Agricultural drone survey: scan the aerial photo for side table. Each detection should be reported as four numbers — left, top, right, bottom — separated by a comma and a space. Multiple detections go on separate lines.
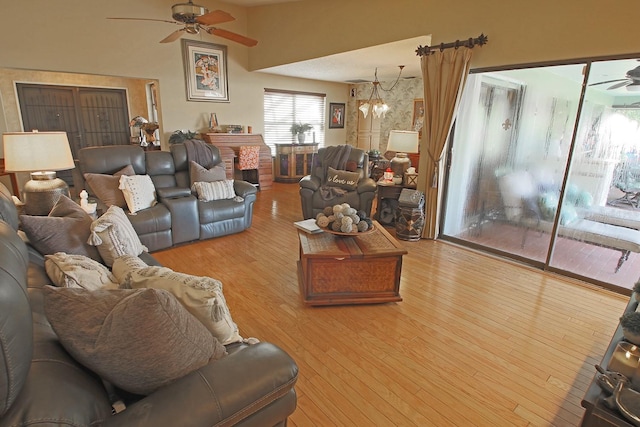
374, 183, 403, 226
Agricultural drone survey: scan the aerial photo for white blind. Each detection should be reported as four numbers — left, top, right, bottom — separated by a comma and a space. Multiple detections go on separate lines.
263, 89, 326, 156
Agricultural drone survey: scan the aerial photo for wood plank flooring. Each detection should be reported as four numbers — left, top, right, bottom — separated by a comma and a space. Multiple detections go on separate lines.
152, 183, 628, 427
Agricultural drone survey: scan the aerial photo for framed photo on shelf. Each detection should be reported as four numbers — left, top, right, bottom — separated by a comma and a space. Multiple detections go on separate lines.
182, 40, 229, 102
329, 102, 345, 128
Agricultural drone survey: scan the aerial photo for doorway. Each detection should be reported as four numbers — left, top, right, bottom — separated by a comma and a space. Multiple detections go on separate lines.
16, 83, 130, 186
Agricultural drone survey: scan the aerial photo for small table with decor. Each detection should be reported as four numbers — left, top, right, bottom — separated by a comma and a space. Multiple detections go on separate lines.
297, 221, 407, 306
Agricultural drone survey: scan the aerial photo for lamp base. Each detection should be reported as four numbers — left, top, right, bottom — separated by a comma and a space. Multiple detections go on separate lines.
390, 153, 411, 183
23, 171, 70, 216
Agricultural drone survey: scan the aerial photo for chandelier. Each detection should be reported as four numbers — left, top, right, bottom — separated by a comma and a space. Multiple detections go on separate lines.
359, 65, 405, 119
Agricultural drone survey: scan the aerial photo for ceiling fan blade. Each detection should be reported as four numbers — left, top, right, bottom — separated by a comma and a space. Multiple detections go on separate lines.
196, 10, 235, 26
589, 78, 626, 87
608, 80, 632, 90
108, 17, 178, 25
206, 27, 258, 47
160, 28, 186, 43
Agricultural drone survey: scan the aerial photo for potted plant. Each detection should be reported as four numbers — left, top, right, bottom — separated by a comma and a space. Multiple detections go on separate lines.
290, 123, 313, 144
168, 130, 199, 145
620, 311, 640, 345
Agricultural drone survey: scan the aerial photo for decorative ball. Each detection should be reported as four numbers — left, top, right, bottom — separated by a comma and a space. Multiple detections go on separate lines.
349, 214, 360, 224
342, 216, 353, 226
333, 205, 343, 214
316, 212, 326, 220
334, 212, 344, 221
357, 210, 367, 219
331, 221, 342, 232
316, 216, 330, 228
357, 221, 369, 232
323, 206, 334, 216
327, 215, 336, 223
340, 223, 353, 233
345, 207, 357, 216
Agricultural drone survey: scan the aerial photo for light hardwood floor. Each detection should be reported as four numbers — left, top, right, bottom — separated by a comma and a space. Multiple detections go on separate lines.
152, 183, 628, 427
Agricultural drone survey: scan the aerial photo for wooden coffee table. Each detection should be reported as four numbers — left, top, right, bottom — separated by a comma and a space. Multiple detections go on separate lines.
297, 221, 407, 306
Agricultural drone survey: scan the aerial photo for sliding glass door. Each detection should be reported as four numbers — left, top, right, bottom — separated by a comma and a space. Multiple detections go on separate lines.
442, 58, 640, 292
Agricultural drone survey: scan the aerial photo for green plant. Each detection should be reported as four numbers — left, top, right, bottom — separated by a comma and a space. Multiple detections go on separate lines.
290, 123, 313, 135
620, 312, 640, 335
168, 130, 199, 145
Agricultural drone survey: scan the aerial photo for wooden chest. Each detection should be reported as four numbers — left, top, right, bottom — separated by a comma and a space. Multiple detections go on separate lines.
297, 221, 407, 306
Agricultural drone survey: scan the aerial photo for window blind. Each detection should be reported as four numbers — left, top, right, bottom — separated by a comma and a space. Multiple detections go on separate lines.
263, 89, 326, 156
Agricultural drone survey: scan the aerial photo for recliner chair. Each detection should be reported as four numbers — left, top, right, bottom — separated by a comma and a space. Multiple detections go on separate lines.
299, 145, 377, 219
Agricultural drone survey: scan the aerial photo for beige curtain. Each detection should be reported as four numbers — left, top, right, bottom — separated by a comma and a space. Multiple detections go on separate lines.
417, 48, 473, 239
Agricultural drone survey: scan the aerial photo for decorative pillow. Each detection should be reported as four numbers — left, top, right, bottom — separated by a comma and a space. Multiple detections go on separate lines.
44, 286, 226, 395
192, 180, 235, 202
118, 174, 157, 214
45, 252, 118, 290
84, 165, 135, 208
189, 161, 226, 186
88, 205, 147, 267
20, 195, 102, 262
112, 255, 243, 345
326, 166, 360, 191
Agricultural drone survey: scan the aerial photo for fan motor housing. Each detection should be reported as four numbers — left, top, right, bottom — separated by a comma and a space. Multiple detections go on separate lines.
172, 2, 208, 23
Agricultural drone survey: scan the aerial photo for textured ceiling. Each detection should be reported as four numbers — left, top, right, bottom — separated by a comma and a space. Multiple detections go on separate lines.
256, 36, 432, 83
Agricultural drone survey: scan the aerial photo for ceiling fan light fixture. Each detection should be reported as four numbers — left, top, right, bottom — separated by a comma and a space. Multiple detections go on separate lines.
172, 2, 208, 23
185, 24, 199, 34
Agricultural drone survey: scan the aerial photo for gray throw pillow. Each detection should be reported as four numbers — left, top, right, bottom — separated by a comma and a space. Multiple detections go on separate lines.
326, 166, 360, 191
189, 160, 226, 185
44, 286, 227, 395
84, 164, 135, 208
20, 195, 102, 261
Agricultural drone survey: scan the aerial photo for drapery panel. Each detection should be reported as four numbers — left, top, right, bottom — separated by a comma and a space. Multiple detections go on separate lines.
418, 48, 473, 239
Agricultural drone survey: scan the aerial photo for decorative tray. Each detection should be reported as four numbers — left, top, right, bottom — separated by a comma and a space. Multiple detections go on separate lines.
319, 223, 375, 237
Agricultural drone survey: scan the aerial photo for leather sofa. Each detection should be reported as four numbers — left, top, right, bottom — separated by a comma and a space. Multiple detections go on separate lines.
0, 181, 299, 426
77, 143, 258, 252
299, 146, 377, 220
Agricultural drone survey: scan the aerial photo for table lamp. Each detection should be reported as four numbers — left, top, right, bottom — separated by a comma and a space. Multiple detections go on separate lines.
386, 130, 419, 183
3, 131, 75, 215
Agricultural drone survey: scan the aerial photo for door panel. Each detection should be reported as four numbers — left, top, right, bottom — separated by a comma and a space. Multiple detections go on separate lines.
16, 84, 130, 187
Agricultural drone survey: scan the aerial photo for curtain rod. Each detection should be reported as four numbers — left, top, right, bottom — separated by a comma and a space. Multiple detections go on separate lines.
416, 33, 488, 56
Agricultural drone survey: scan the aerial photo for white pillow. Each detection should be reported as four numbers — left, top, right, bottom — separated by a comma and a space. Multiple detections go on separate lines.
45, 252, 119, 290
192, 180, 235, 202
112, 255, 243, 345
88, 206, 148, 267
118, 174, 157, 214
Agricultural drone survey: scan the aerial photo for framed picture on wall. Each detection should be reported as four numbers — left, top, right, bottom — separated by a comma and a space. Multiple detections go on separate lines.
412, 99, 425, 137
329, 103, 345, 128
182, 40, 229, 102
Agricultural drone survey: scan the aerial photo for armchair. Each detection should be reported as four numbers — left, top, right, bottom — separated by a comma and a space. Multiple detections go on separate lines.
299, 145, 376, 219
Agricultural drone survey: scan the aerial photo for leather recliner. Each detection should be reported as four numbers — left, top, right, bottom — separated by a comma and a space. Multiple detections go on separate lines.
299, 146, 377, 219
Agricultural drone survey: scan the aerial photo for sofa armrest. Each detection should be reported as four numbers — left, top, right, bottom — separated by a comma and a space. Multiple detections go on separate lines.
299, 175, 321, 192
357, 177, 377, 194
233, 180, 259, 198
103, 343, 298, 427
156, 187, 192, 199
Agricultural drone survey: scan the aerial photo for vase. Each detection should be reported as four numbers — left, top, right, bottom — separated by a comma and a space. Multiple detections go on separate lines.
297, 133, 306, 144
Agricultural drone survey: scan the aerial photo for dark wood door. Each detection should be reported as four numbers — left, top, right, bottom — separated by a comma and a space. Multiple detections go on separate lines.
16, 84, 130, 185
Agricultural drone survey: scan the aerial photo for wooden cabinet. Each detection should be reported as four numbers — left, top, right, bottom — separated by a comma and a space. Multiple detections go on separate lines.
275, 143, 318, 183
203, 133, 273, 190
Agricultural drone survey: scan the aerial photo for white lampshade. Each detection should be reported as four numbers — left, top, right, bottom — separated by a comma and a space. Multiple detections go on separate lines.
3, 131, 75, 172
3, 131, 75, 215
386, 130, 419, 154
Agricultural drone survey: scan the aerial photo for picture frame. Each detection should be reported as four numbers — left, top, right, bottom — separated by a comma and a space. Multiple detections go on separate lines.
329, 102, 345, 128
182, 40, 229, 102
412, 99, 425, 137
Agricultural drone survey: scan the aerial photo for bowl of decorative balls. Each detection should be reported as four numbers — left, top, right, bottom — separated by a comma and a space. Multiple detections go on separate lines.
315, 203, 375, 236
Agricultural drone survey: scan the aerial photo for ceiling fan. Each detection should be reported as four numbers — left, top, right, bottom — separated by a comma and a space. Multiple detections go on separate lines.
589, 65, 640, 90
108, 1, 258, 47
